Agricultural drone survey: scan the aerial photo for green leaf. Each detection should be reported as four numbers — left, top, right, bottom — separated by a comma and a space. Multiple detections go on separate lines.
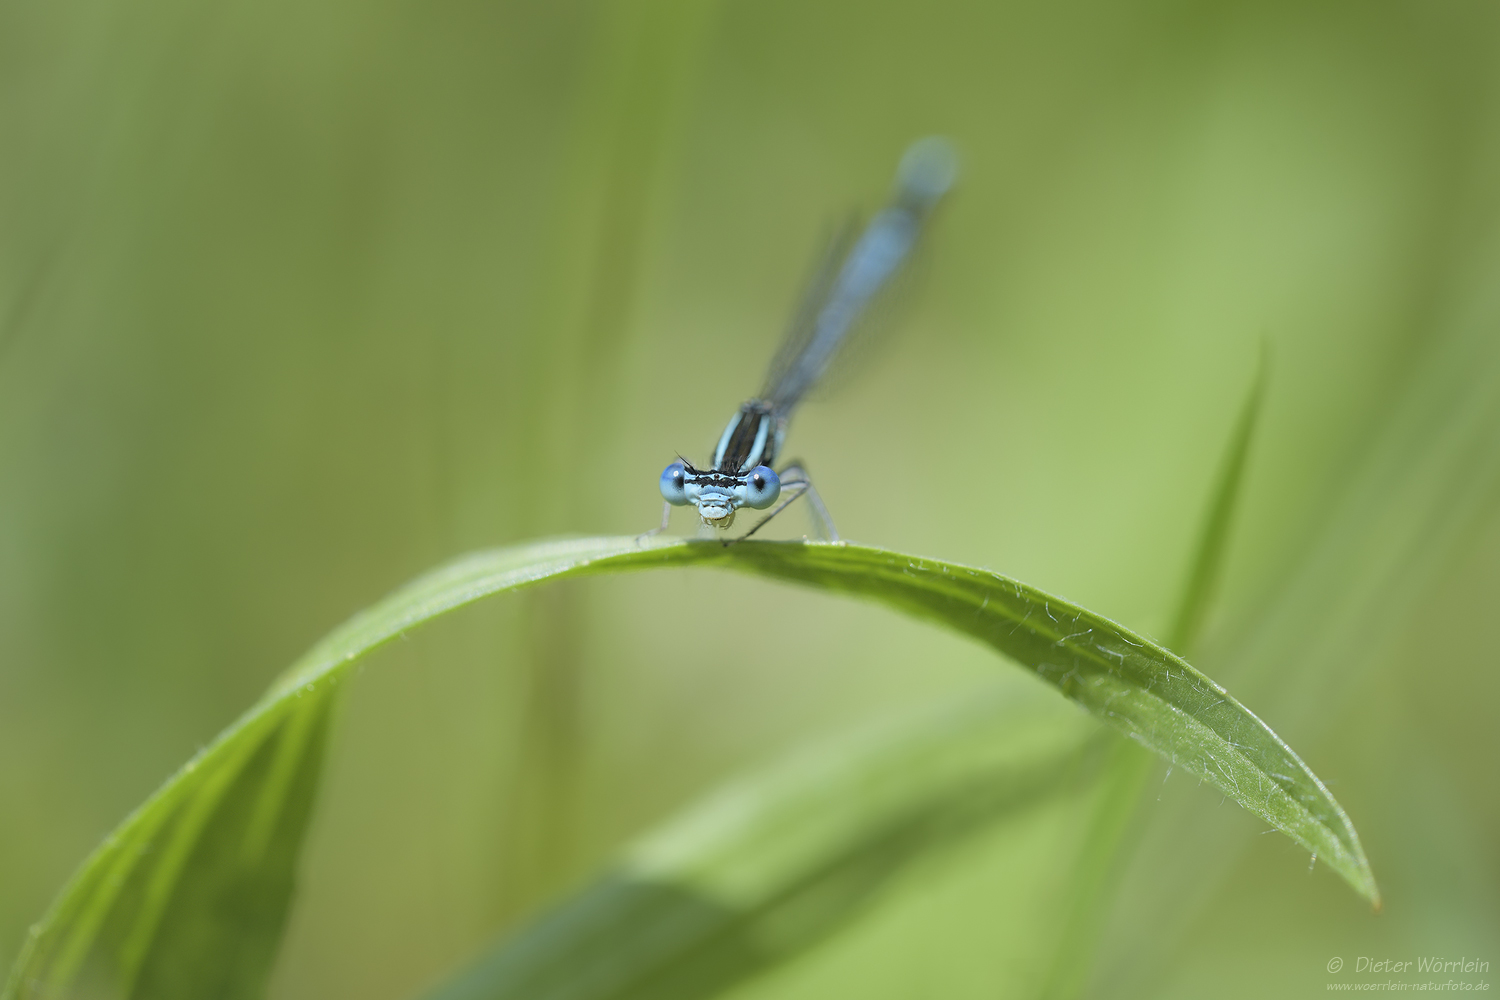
4, 534, 1375, 1000
712, 541, 1373, 904
6, 690, 335, 1000
424, 688, 1103, 1000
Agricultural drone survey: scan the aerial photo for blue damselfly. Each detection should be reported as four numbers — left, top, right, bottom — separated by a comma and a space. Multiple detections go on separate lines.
654, 137, 957, 541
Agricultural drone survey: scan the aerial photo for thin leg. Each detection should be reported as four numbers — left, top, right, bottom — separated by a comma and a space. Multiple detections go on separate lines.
731, 481, 807, 544
634, 501, 674, 545
794, 466, 839, 542
732, 461, 839, 544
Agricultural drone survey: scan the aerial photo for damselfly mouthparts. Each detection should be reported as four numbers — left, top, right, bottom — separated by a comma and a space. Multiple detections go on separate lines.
654, 137, 957, 542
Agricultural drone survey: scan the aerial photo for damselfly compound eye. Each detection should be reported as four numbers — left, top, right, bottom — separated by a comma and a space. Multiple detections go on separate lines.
660, 462, 689, 505
743, 466, 781, 509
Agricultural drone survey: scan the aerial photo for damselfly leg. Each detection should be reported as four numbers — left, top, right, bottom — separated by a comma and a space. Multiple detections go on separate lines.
633, 501, 675, 545
732, 462, 837, 544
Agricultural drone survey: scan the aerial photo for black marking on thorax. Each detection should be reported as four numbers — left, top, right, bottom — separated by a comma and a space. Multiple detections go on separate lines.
714, 401, 778, 472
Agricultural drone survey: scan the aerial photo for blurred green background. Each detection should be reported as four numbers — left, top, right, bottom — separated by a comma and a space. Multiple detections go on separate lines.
2, 0, 1497, 996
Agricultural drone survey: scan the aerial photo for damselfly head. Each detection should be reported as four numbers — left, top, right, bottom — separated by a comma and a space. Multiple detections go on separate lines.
660, 459, 782, 529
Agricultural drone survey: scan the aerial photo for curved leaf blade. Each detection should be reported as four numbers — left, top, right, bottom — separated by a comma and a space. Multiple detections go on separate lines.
6, 691, 335, 1000
714, 542, 1376, 905
2, 538, 669, 1000
5, 535, 1375, 1000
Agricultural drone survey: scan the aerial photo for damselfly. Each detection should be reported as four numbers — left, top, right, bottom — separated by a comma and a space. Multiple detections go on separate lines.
654, 137, 957, 542
651, 137, 954, 542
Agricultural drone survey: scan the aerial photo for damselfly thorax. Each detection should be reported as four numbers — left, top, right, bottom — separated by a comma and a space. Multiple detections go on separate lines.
712, 401, 785, 473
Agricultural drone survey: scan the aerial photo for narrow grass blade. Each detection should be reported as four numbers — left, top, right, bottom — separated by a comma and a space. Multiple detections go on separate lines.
1041, 353, 1270, 999
1167, 345, 1268, 655
5, 531, 1375, 999
1094, 291, 1500, 998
